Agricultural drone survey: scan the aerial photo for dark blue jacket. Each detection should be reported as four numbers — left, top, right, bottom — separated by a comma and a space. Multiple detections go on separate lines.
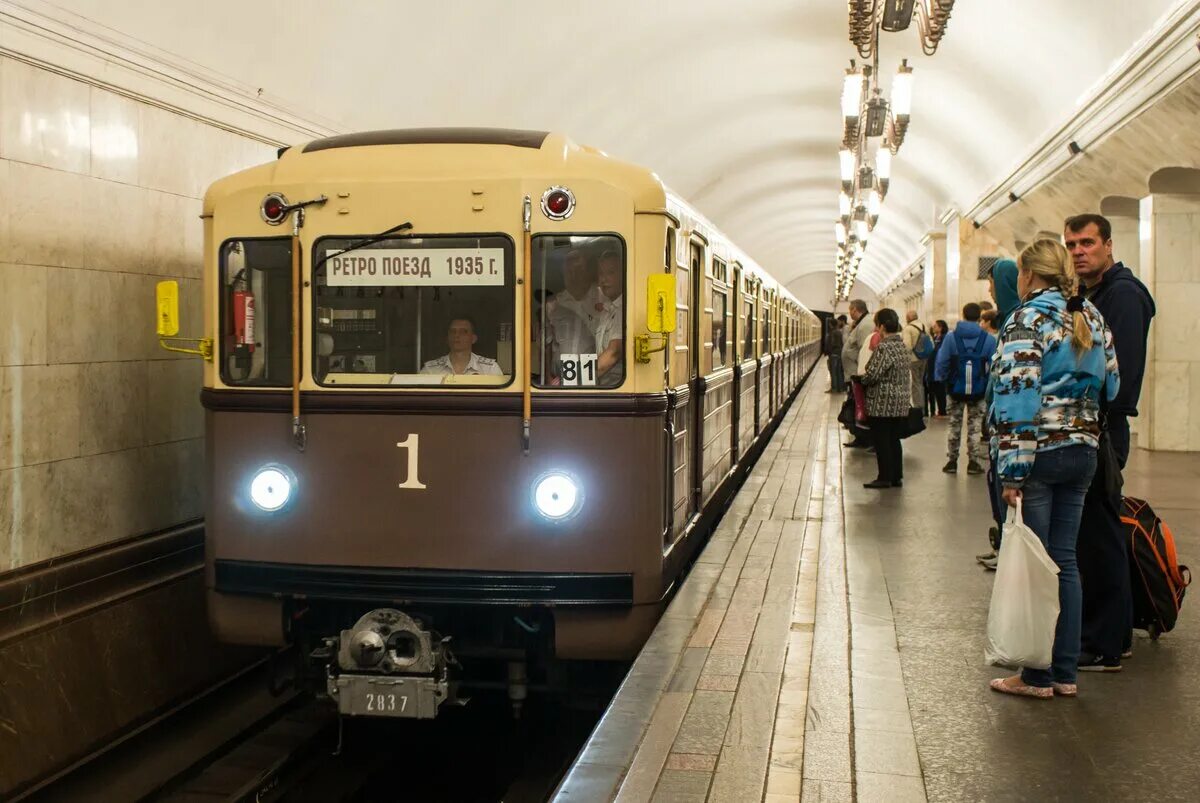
1084, 262, 1155, 416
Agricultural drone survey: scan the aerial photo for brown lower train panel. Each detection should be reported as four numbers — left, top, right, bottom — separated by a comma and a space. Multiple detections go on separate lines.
214, 559, 634, 606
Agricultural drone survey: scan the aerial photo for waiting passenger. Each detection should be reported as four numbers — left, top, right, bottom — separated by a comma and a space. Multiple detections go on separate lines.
934, 302, 996, 474
421, 317, 504, 376
549, 248, 600, 355
841, 299, 872, 448
924, 320, 949, 417
593, 249, 624, 381
987, 238, 1119, 699
980, 309, 999, 336
856, 308, 911, 489
1067, 212, 1155, 670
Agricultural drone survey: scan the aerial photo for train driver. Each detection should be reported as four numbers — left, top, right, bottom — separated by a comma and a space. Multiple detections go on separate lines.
420, 317, 504, 376
593, 248, 624, 381
548, 247, 600, 354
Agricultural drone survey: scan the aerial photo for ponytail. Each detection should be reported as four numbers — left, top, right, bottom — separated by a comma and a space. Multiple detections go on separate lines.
1065, 295, 1091, 355
1018, 238, 1093, 355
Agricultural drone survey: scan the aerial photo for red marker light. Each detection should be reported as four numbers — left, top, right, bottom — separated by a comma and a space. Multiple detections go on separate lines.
540, 186, 575, 220
546, 191, 570, 215
261, 193, 289, 225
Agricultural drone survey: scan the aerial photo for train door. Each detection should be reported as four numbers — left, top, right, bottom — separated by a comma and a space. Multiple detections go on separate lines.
666, 232, 697, 545
687, 239, 705, 517
731, 264, 744, 462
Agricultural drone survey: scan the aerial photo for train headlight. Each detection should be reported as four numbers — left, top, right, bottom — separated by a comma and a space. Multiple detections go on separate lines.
532, 471, 582, 521
249, 466, 294, 512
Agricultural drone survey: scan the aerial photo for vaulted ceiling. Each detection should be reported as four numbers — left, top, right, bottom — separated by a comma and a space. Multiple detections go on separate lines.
44, 0, 1184, 305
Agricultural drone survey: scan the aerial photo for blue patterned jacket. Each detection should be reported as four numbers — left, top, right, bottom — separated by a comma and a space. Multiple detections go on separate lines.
988, 287, 1119, 488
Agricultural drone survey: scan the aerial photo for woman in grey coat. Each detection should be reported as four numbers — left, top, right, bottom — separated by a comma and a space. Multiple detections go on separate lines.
857, 308, 912, 489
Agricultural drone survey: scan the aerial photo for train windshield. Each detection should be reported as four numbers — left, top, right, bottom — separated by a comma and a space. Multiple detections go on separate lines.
531, 234, 625, 388
312, 234, 516, 387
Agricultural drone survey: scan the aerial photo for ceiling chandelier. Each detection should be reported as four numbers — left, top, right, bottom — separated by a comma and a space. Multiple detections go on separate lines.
835, 1, 955, 301
849, 0, 956, 59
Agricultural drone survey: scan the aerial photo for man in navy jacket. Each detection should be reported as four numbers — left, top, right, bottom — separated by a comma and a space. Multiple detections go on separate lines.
1066, 215, 1156, 466
1065, 213, 1156, 673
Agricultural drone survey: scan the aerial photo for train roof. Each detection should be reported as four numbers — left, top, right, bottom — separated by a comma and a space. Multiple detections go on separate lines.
205, 127, 806, 313
204, 128, 666, 212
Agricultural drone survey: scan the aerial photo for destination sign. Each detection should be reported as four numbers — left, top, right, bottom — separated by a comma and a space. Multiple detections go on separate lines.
324, 248, 505, 286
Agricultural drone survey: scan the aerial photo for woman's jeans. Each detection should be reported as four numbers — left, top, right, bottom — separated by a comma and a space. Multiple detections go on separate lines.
1017, 445, 1098, 687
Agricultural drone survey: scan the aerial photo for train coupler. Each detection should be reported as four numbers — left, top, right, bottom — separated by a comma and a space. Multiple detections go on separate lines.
324, 609, 463, 719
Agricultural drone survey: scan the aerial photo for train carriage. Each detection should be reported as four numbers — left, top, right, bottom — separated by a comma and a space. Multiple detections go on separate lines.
157, 128, 820, 720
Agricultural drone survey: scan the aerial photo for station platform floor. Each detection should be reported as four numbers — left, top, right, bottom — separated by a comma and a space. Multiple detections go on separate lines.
553, 369, 1200, 802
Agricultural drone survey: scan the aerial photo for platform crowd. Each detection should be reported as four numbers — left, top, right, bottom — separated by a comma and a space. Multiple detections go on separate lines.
827, 213, 1157, 698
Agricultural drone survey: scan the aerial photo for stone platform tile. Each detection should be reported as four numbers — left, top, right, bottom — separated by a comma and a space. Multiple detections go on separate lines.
552, 376, 827, 803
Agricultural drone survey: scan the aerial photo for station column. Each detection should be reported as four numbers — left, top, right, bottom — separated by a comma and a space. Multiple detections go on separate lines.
921, 230, 948, 320
1137, 192, 1200, 452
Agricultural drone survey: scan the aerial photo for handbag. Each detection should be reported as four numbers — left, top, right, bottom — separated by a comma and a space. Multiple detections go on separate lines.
851, 379, 868, 424
900, 407, 925, 439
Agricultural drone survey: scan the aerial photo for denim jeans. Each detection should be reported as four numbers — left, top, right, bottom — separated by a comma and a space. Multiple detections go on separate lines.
1017, 445, 1098, 687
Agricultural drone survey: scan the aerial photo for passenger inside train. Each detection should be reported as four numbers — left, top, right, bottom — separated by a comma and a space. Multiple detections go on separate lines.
532, 235, 626, 388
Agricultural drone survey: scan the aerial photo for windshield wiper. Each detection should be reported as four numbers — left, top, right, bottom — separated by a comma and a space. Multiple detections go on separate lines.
313, 221, 413, 272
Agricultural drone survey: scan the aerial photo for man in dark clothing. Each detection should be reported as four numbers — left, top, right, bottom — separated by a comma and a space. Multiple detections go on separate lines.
1064, 213, 1156, 672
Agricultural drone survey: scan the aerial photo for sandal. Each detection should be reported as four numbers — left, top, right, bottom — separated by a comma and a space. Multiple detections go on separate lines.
989, 675, 1052, 699
1051, 682, 1078, 697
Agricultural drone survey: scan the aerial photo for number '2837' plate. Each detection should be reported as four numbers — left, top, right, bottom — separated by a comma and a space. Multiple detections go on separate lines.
331, 674, 445, 719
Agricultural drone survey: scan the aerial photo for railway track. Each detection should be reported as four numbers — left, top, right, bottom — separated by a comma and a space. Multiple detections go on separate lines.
29, 657, 620, 803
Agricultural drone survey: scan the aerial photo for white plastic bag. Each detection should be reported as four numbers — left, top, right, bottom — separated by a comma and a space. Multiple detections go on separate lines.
984, 499, 1061, 669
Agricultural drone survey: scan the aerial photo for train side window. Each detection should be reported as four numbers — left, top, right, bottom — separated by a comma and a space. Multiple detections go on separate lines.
743, 297, 755, 360
531, 234, 625, 388
761, 296, 771, 356
711, 288, 728, 370
311, 234, 515, 387
220, 238, 293, 386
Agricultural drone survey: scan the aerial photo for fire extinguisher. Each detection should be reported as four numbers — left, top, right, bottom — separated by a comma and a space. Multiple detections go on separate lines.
232, 272, 256, 353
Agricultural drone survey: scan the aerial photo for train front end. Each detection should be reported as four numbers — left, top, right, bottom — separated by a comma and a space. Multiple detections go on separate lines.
192, 130, 676, 719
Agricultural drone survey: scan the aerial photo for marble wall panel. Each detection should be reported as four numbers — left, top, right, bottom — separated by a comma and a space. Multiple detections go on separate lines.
0, 364, 81, 471
1153, 211, 1200, 284
144, 190, 193, 278
0, 159, 10, 261
1152, 282, 1200, 361
5, 439, 203, 567
137, 104, 205, 198
88, 87, 140, 185
6, 161, 87, 268
145, 359, 203, 445
0, 262, 48, 366
84, 177, 146, 273
1191, 363, 1200, 451
0, 58, 91, 174
1150, 360, 1190, 452
0, 467, 12, 571
79, 361, 148, 456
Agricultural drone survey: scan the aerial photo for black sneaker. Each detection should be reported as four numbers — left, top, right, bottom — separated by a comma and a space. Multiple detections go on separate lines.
980, 556, 998, 571
967, 460, 985, 475
976, 550, 997, 563
1077, 653, 1122, 672
943, 459, 958, 474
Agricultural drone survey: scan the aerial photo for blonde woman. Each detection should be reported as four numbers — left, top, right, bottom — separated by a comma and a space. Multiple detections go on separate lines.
987, 239, 1119, 699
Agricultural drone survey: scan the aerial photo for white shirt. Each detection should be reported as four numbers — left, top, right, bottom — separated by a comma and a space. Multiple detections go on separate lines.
420, 352, 504, 375
549, 287, 603, 354
593, 293, 623, 353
